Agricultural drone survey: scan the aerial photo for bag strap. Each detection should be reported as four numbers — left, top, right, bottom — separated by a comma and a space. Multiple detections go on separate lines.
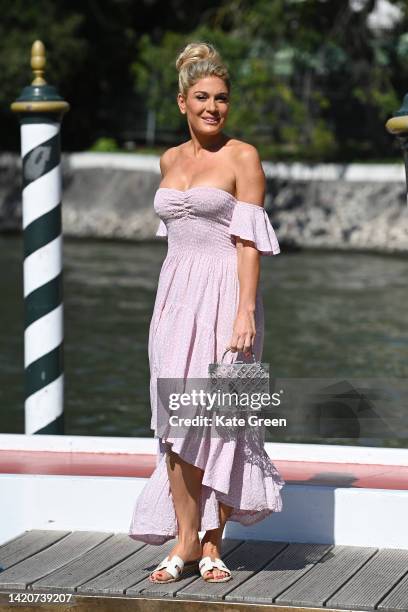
221, 347, 256, 364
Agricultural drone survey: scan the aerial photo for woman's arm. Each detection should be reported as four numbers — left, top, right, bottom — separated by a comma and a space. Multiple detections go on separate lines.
228, 144, 266, 356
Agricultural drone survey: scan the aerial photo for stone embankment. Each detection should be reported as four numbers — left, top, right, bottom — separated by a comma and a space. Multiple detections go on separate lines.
1, 152, 407, 253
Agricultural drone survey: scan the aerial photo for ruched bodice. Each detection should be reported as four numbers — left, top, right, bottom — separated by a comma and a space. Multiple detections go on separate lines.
154, 186, 281, 257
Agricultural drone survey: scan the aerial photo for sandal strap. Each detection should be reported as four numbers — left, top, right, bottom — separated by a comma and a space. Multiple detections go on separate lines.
199, 556, 231, 577
151, 554, 185, 579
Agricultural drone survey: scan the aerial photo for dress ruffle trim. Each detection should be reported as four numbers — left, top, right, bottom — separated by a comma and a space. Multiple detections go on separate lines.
229, 201, 280, 256
156, 219, 168, 237
128, 439, 285, 545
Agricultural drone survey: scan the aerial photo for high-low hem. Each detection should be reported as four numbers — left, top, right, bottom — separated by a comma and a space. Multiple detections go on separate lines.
128, 435, 285, 546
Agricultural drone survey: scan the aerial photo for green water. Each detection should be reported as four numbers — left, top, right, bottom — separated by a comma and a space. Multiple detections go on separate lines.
1, 234, 408, 446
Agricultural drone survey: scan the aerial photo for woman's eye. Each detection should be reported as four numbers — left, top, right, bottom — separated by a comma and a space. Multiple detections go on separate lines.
196, 96, 228, 102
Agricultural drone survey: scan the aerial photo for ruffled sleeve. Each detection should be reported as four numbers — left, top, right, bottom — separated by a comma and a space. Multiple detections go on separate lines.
155, 219, 168, 238
229, 201, 280, 255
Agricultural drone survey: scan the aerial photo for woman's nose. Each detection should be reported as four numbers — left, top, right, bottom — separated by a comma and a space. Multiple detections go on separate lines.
206, 98, 217, 111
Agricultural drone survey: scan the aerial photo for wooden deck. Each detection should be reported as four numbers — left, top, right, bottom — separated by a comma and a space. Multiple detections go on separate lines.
1, 531, 408, 611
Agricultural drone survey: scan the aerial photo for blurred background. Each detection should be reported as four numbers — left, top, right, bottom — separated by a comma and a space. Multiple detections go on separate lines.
1, 0, 408, 446
1, 0, 408, 160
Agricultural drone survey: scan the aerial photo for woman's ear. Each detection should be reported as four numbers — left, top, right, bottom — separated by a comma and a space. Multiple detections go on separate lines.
177, 92, 186, 114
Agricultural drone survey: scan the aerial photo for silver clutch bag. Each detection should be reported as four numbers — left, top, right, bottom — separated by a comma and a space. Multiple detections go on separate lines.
208, 348, 270, 442
208, 347, 269, 382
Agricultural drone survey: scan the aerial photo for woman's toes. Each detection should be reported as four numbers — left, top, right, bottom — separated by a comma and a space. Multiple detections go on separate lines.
214, 568, 226, 579
204, 568, 227, 580
150, 570, 169, 582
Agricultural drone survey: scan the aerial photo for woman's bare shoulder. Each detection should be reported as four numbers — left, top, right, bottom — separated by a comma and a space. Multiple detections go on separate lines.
159, 145, 180, 176
225, 138, 261, 160
225, 139, 265, 203
159, 141, 193, 175
225, 139, 263, 178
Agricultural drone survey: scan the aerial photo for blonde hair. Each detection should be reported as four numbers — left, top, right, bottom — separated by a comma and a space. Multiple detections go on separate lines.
175, 42, 231, 97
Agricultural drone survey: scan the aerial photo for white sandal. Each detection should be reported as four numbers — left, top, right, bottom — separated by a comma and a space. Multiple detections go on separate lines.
149, 554, 199, 583
199, 556, 232, 583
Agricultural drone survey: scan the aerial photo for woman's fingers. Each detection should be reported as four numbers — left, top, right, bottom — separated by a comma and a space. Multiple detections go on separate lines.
228, 332, 254, 354
242, 333, 253, 356
227, 331, 239, 352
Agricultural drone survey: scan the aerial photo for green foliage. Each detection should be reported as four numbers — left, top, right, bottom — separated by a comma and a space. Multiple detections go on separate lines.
128, 0, 408, 161
0, 1, 88, 117
89, 137, 120, 152
132, 31, 186, 131
1, 0, 408, 160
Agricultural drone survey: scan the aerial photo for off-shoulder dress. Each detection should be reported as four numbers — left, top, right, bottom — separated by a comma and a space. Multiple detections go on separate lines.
129, 186, 285, 544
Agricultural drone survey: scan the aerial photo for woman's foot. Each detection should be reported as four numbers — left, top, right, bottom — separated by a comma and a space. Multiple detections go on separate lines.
200, 535, 229, 580
149, 536, 202, 582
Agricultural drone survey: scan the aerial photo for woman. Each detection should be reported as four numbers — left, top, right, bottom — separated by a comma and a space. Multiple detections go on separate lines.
129, 41, 285, 583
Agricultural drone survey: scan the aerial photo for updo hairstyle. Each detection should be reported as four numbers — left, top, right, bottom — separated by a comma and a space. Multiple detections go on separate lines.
175, 42, 231, 97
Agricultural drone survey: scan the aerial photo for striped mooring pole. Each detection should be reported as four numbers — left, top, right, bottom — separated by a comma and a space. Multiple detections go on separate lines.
10, 40, 69, 434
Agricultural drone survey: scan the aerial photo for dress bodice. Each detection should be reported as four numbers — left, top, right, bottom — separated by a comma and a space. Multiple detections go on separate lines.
154, 186, 281, 258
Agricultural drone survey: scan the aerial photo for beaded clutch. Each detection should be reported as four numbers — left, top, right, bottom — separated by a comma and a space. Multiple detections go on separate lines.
207, 347, 270, 441
208, 347, 269, 382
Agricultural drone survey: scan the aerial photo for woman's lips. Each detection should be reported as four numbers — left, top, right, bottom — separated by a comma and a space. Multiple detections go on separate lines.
202, 117, 219, 124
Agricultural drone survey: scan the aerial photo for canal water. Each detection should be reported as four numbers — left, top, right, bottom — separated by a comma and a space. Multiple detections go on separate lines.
1, 234, 407, 447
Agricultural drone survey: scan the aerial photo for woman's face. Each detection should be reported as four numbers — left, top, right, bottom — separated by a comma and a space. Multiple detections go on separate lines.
177, 75, 230, 135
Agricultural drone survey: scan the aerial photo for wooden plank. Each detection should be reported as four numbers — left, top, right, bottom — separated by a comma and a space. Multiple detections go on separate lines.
77, 540, 175, 595
275, 544, 377, 607
326, 548, 408, 610
225, 542, 332, 604
175, 539, 287, 602
30, 533, 141, 592
136, 538, 243, 598
0, 531, 113, 590
376, 563, 408, 612
0, 592, 331, 612
0, 530, 70, 571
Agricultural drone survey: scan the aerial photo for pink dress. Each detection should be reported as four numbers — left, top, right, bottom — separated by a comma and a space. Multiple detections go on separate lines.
128, 186, 285, 544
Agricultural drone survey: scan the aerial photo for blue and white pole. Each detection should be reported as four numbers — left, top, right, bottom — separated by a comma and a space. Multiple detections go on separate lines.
11, 41, 70, 434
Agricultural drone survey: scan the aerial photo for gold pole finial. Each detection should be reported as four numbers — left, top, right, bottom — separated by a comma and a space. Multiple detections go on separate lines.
31, 40, 47, 86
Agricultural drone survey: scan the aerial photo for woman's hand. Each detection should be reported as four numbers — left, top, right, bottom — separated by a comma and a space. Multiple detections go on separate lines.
227, 308, 256, 357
